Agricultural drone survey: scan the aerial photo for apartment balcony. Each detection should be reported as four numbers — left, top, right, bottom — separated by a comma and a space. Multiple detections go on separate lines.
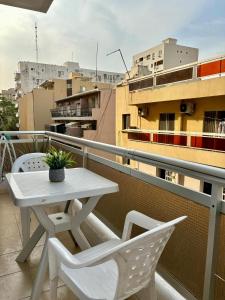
51, 106, 94, 121
0, 131, 225, 300
123, 56, 225, 105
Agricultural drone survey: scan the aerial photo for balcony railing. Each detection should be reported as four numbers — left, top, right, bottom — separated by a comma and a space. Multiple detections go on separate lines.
0, 130, 225, 300
51, 106, 93, 118
124, 129, 225, 152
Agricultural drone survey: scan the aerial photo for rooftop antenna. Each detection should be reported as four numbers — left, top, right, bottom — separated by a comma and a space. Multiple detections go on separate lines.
106, 48, 130, 79
35, 22, 39, 63
95, 42, 98, 82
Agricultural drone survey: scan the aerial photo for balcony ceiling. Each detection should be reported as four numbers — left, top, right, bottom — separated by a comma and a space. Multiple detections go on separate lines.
0, 0, 54, 12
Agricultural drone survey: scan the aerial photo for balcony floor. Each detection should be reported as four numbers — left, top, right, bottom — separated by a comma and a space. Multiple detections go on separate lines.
0, 189, 82, 300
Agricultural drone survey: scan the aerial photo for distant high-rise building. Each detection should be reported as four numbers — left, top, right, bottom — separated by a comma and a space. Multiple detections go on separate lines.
130, 38, 198, 78
15, 61, 124, 98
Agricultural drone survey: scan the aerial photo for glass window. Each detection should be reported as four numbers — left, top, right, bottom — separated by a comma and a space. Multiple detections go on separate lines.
122, 114, 130, 130
203, 111, 225, 133
159, 113, 175, 131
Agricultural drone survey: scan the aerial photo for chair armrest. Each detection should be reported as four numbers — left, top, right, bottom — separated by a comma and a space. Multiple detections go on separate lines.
48, 238, 120, 271
122, 210, 164, 241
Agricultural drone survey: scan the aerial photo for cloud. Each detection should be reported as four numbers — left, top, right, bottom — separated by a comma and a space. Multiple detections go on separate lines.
0, 0, 224, 90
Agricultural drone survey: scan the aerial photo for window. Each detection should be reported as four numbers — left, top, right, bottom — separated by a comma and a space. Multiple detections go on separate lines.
104, 74, 107, 80
158, 50, 162, 57
203, 182, 225, 199
203, 182, 212, 195
58, 71, 64, 77
151, 64, 153, 68
156, 60, 163, 66
122, 114, 130, 130
66, 79, 72, 96
152, 53, 155, 60
139, 57, 143, 62
203, 111, 225, 133
158, 168, 166, 179
31, 68, 34, 71
159, 113, 175, 131
147, 54, 151, 60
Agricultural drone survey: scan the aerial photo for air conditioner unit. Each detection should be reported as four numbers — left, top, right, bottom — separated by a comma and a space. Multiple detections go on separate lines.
180, 103, 195, 115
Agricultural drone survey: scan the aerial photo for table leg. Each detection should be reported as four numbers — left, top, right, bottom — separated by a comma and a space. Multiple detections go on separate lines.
30, 234, 49, 300
20, 207, 30, 247
64, 199, 78, 246
16, 224, 45, 262
71, 196, 101, 250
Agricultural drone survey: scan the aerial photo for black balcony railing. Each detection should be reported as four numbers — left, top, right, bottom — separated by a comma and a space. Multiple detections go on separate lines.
51, 106, 93, 118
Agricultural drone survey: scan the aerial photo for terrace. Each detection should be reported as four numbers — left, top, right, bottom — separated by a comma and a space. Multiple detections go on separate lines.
0, 130, 224, 300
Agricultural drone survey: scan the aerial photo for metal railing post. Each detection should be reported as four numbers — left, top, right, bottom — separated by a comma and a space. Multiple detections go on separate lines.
83, 146, 88, 168
203, 183, 223, 300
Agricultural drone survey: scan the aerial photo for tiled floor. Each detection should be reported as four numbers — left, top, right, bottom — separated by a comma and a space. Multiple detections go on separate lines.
0, 190, 80, 300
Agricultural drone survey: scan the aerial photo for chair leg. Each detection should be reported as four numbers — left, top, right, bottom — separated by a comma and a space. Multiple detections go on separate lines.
136, 278, 157, 300
50, 277, 58, 300
20, 207, 30, 247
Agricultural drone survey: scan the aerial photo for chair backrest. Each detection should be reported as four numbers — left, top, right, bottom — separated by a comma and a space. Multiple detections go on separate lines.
113, 216, 186, 299
11, 153, 48, 173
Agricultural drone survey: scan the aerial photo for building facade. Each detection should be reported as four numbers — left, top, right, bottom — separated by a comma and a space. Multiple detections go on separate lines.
19, 75, 116, 154
130, 38, 198, 78
116, 54, 225, 194
0, 88, 16, 101
15, 61, 124, 97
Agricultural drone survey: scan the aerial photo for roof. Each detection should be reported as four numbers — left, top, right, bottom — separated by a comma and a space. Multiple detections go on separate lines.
0, 0, 54, 12
56, 89, 100, 102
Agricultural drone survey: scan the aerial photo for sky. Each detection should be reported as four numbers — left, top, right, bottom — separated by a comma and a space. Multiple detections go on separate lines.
0, 0, 225, 90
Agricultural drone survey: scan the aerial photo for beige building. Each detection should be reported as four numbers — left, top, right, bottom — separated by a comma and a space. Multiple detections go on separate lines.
18, 88, 54, 131
19, 74, 116, 151
116, 54, 225, 193
131, 38, 198, 78
49, 75, 115, 147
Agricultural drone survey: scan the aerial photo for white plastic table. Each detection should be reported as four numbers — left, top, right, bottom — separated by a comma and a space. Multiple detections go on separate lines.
6, 167, 119, 300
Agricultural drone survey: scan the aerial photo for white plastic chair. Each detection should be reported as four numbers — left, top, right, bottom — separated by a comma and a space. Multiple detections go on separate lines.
48, 211, 186, 300
12, 153, 48, 246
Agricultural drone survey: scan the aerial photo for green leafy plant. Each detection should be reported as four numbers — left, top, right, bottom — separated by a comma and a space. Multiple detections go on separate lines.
44, 147, 75, 169
0, 96, 18, 131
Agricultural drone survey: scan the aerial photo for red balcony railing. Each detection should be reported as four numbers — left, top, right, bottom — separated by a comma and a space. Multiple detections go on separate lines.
125, 129, 225, 152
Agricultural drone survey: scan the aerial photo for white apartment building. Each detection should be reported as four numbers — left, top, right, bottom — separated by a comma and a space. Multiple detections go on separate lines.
131, 38, 199, 78
15, 61, 124, 97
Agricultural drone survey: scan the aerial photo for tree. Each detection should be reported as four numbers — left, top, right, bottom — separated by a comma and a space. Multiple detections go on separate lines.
0, 96, 18, 131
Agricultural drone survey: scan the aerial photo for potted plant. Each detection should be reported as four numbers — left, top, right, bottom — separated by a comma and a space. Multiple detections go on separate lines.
44, 147, 75, 182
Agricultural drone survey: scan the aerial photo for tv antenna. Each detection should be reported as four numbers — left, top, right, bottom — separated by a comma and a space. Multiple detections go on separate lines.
35, 22, 39, 63
95, 42, 98, 82
106, 49, 130, 79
